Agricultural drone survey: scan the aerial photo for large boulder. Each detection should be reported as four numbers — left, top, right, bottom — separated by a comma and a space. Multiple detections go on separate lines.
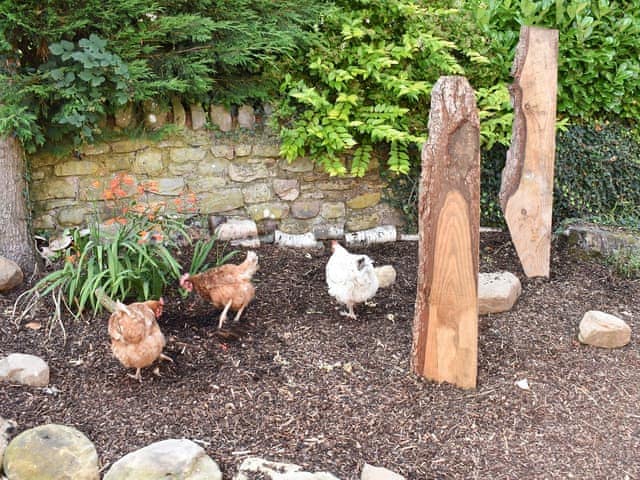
0, 353, 50, 387
3, 424, 99, 480
478, 272, 522, 315
578, 310, 631, 348
103, 439, 221, 480
0, 256, 23, 292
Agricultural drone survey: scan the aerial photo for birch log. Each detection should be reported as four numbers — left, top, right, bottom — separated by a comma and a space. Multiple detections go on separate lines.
500, 26, 559, 278
411, 76, 480, 390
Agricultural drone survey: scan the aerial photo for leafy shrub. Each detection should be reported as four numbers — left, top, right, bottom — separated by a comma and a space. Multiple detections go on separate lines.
15, 206, 186, 324
276, 0, 510, 177
467, 0, 640, 123
0, 0, 328, 149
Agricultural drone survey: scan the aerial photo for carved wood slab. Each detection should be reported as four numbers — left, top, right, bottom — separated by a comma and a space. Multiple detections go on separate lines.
500, 26, 559, 278
412, 76, 480, 390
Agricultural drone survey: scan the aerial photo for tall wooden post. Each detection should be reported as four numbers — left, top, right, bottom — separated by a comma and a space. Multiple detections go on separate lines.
412, 76, 480, 390
500, 26, 559, 278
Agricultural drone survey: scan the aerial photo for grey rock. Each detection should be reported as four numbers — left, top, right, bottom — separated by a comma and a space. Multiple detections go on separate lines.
234, 457, 340, 480
103, 439, 221, 480
0, 257, 23, 292
361, 463, 406, 480
3, 424, 99, 480
0, 353, 50, 387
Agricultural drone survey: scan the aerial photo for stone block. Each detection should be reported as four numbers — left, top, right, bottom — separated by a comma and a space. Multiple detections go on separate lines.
291, 199, 321, 219
273, 179, 299, 201
190, 103, 207, 130
242, 183, 272, 203
252, 143, 281, 157
170, 147, 208, 164
133, 148, 163, 175
32, 178, 77, 201
210, 104, 233, 132
199, 189, 244, 213
247, 202, 290, 221
171, 96, 186, 127
237, 105, 256, 129
54, 160, 99, 177
347, 191, 382, 209
188, 176, 226, 193
153, 178, 185, 196
279, 157, 314, 172
229, 161, 269, 183
321, 202, 346, 219
211, 145, 235, 160
198, 158, 231, 176
57, 206, 89, 226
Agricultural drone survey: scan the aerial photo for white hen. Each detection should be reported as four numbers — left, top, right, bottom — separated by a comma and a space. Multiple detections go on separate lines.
325, 240, 396, 319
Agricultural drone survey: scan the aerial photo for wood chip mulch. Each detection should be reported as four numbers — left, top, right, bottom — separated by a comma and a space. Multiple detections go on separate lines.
1, 232, 639, 479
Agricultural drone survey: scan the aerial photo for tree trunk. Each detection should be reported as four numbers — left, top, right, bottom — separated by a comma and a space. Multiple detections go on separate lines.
499, 26, 559, 278
411, 76, 480, 390
0, 135, 39, 274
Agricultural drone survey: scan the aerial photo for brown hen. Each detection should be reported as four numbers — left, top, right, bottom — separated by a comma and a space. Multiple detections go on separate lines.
97, 289, 172, 381
179, 250, 258, 329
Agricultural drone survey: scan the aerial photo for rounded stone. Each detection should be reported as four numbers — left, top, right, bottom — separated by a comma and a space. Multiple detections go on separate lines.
3, 424, 99, 480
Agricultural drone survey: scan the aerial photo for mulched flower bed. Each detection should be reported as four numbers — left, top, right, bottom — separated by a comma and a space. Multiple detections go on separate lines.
1, 232, 639, 479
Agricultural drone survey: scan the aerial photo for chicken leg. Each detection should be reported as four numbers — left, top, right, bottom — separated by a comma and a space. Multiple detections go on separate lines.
218, 299, 233, 329
128, 368, 143, 382
339, 303, 358, 320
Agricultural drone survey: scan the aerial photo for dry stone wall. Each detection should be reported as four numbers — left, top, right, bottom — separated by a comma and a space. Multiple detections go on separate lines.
29, 105, 403, 235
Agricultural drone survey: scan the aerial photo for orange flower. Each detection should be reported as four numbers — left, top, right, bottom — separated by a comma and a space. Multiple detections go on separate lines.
103, 190, 115, 200
121, 174, 135, 185
65, 254, 77, 264
91, 180, 101, 189
114, 187, 127, 198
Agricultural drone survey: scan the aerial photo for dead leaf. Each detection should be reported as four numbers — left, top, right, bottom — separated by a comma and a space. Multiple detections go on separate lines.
25, 321, 42, 330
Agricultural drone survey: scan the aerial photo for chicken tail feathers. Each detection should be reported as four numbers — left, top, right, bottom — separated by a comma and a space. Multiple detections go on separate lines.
374, 265, 396, 289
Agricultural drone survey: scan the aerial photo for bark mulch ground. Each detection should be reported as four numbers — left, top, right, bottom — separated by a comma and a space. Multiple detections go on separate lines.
1, 232, 639, 479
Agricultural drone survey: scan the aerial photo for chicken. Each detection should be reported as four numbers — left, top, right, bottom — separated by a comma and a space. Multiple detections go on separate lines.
179, 250, 259, 329
96, 288, 171, 381
325, 240, 396, 319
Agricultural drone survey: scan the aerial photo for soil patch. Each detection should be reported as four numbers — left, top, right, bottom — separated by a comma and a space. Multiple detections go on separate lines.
1, 232, 639, 479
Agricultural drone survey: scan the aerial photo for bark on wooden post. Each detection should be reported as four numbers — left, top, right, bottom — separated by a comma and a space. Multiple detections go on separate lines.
500, 26, 559, 278
411, 76, 480, 390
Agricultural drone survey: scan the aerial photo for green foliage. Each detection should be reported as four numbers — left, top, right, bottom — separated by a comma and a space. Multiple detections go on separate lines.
277, 0, 469, 177
188, 237, 238, 276
467, 0, 640, 123
15, 207, 188, 324
606, 248, 640, 280
0, 0, 328, 149
554, 123, 640, 225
